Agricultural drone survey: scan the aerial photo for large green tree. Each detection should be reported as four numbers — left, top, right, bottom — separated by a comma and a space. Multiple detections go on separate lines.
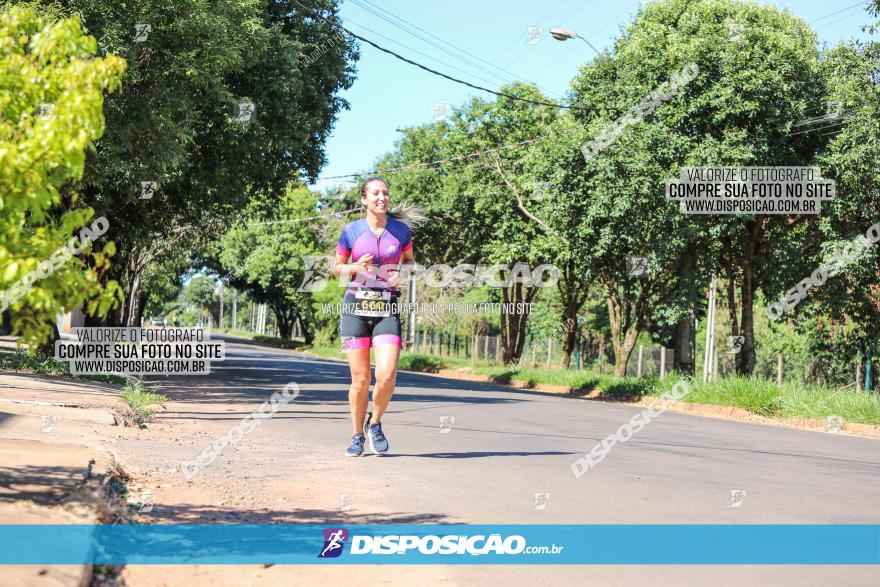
566, 0, 825, 375
47, 0, 359, 326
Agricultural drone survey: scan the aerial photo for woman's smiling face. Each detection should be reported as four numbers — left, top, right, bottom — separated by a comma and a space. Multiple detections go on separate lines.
361, 179, 389, 215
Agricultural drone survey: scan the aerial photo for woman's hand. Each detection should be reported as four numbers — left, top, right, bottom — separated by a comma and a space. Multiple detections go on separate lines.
352, 254, 375, 279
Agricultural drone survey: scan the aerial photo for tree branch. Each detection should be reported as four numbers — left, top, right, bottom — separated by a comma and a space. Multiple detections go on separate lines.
489, 153, 570, 245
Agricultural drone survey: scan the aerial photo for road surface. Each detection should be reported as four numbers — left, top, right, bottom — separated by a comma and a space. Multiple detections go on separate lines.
114, 336, 880, 586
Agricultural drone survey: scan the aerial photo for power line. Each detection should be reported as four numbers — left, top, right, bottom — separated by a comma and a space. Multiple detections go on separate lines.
349, 0, 564, 98
348, 0, 511, 86
784, 117, 850, 138
340, 18, 515, 91
814, 9, 871, 31
292, 1, 586, 111
808, 1, 870, 24
247, 207, 360, 226
312, 137, 545, 182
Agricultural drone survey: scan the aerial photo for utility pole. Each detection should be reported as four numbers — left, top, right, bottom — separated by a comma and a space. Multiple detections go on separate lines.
218, 285, 224, 329
702, 277, 717, 383
407, 273, 417, 351
231, 288, 237, 331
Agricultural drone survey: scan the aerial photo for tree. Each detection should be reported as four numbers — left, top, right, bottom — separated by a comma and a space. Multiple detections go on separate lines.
0, 2, 125, 346
381, 84, 567, 364
49, 0, 359, 326
184, 275, 217, 316
566, 0, 825, 375
216, 185, 323, 341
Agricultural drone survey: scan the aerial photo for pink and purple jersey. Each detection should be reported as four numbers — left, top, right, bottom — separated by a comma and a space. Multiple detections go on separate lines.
336, 217, 412, 293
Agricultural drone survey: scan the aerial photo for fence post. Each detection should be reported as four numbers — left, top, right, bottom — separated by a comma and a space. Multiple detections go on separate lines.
637, 344, 644, 378
713, 348, 719, 381
777, 355, 784, 386
546, 339, 552, 369
856, 358, 862, 390
483, 333, 489, 363
495, 337, 501, 362
598, 344, 606, 373
471, 334, 478, 364
659, 347, 666, 380
575, 340, 581, 370
865, 348, 873, 392
454, 334, 459, 357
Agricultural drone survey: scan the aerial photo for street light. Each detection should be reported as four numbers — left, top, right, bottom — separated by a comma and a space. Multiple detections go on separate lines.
549, 27, 600, 55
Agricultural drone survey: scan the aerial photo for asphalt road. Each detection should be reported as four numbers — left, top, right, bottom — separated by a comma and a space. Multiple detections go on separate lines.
118, 336, 880, 586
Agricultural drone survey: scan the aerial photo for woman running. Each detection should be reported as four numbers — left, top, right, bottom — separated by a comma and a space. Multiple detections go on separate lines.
334, 177, 422, 456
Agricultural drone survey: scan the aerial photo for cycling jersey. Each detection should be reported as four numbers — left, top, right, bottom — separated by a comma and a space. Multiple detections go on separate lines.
336, 217, 412, 351
336, 217, 412, 294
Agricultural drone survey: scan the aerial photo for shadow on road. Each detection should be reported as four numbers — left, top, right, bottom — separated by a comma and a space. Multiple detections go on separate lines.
382, 450, 577, 459
143, 503, 451, 525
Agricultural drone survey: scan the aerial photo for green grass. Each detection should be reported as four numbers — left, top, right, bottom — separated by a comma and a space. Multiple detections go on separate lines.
120, 379, 168, 426
678, 376, 880, 424
0, 348, 126, 385
214, 329, 305, 350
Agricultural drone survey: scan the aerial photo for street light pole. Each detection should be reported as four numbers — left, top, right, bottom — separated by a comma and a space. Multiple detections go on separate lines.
549, 27, 601, 54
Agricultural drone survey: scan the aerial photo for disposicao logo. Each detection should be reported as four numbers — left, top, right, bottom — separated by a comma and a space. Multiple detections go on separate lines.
318, 528, 348, 558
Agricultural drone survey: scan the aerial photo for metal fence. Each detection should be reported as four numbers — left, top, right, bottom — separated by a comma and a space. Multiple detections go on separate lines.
406, 328, 873, 390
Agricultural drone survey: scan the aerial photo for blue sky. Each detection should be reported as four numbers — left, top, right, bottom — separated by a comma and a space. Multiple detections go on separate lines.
312, 0, 876, 191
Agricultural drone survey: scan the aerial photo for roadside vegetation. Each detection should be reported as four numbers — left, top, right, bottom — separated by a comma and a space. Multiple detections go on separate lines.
0, 349, 126, 385
119, 379, 167, 427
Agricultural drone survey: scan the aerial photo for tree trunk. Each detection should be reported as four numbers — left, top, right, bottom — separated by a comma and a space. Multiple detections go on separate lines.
726, 268, 739, 336
606, 296, 640, 377
124, 270, 143, 327
500, 280, 538, 365
556, 256, 588, 369
559, 299, 580, 369
736, 223, 762, 374
672, 315, 695, 375
672, 250, 695, 375
273, 306, 293, 339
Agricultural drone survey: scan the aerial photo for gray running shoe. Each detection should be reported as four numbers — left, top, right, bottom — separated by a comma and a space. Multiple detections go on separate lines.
367, 421, 389, 455
345, 433, 366, 457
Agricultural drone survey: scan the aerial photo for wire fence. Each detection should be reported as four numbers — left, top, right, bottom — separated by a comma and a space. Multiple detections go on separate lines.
406, 328, 875, 390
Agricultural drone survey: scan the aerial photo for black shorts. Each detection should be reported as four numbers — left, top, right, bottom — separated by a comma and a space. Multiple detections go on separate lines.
339, 290, 402, 352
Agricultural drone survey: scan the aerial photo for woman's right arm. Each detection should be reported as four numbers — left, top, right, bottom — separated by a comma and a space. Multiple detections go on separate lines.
334, 252, 374, 280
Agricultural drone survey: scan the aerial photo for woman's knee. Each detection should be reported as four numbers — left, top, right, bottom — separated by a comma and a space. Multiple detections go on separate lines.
350, 373, 371, 393
374, 370, 397, 389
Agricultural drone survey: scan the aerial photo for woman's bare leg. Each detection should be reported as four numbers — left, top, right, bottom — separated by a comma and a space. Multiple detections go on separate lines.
346, 348, 372, 434
370, 344, 400, 423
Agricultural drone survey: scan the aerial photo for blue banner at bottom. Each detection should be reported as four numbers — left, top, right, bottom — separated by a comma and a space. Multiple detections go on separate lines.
0, 525, 877, 564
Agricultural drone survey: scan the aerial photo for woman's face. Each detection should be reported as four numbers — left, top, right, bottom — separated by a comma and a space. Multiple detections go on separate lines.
361, 180, 389, 215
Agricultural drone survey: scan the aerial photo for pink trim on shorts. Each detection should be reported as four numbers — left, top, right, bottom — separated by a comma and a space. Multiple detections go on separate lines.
342, 337, 371, 352
372, 334, 402, 348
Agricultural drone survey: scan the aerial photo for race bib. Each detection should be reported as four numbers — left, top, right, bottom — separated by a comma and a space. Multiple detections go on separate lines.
352, 290, 391, 317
